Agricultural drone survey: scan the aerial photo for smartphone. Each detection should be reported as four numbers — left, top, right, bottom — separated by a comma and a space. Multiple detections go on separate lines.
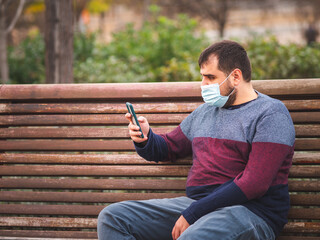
126, 102, 144, 138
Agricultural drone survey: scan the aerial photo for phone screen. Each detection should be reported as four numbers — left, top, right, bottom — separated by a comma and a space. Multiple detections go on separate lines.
126, 102, 144, 138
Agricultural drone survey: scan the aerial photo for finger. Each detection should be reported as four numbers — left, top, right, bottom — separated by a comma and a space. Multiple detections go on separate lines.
172, 226, 180, 240
172, 227, 176, 240
125, 113, 133, 124
129, 130, 143, 137
128, 123, 140, 131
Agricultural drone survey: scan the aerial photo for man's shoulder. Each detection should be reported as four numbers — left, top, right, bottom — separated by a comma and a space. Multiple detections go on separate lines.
255, 92, 289, 116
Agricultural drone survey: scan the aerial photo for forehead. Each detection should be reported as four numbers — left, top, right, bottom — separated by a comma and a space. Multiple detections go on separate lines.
200, 55, 222, 75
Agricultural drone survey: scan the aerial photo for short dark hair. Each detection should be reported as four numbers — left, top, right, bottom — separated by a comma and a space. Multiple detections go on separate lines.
198, 40, 252, 82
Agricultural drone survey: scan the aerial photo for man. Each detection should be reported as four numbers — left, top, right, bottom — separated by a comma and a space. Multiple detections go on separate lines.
98, 40, 295, 240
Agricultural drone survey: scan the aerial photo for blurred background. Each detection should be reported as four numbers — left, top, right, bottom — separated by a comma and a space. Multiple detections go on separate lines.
1, 0, 320, 84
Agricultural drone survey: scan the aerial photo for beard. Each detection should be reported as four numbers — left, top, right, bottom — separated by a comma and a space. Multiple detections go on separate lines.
223, 87, 237, 108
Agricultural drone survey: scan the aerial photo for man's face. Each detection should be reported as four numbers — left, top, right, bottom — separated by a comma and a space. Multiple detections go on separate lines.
200, 56, 236, 106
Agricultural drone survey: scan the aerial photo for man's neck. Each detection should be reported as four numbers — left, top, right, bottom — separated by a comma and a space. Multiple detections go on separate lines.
232, 82, 258, 106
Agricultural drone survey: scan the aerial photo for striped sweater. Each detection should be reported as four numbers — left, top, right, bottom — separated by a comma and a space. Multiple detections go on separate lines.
135, 91, 295, 237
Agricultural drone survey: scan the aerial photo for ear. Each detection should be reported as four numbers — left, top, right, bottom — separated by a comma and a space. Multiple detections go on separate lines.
232, 69, 242, 87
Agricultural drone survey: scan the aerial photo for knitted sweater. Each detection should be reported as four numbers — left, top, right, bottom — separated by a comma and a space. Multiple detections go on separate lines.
135, 91, 295, 237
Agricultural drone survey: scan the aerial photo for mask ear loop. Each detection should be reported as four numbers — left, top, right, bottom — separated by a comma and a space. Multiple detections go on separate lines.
219, 71, 234, 86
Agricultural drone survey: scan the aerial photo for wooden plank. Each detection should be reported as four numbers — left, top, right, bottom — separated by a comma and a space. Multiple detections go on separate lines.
1, 125, 319, 139
0, 217, 97, 228
293, 152, 320, 165
1, 100, 318, 114
288, 180, 320, 192
0, 126, 176, 139
295, 139, 320, 151
0, 165, 318, 177
1, 79, 319, 100
288, 208, 320, 220
0, 230, 97, 239
0, 178, 187, 190
0, 138, 318, 151
0, 153, 190, 164
1, 113, 318, 127
1, 204, 319, 218
0, 165, 190, 177
1, 152, 319, 165
0, 82, 201, 100
0, 229, 319, 240
1, 178, 318, 192
0, 217, 319, 232
253, 79, 320, 96
294, 125, 320, 137
290, 194, 320, 206
0, 114, 188, 126
282, 99, 320, 111
290, 112, 320, 123
0, 204, 103, 216
0, 102, 201, 114
2, 191, 317, 206
0, 139, 136, 151
289, 166, 320, 178
282, 221, 320, 233
279, 238, 320, 240
0, 191, 185, 203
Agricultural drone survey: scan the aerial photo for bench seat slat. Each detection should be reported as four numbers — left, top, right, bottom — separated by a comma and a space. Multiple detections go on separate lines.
1, 112, 319, 127
1, 191, 318, 206
1, 125, 319, 139
0, 165, 319, 177
0, 99, 319, 114
1, 139, 318, 151
1, 152, 319, 165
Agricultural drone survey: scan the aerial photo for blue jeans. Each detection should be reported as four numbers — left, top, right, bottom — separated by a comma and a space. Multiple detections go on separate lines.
97, 197, 275, 240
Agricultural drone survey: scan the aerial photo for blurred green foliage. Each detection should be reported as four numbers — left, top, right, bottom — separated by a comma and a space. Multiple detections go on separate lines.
246, 36, 320, 80
73, 13, 208, 83
8, 33, 45, 84
7, 13, 320, 84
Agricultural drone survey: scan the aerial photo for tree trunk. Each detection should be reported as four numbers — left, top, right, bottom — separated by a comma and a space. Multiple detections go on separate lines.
0, 1, 9, 84
45, 0, 73, 84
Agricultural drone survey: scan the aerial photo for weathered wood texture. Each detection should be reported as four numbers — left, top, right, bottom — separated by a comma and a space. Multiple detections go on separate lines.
0, 79, 319, 239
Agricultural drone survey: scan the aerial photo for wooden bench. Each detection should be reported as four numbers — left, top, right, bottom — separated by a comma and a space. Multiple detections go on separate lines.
0, 79, 319, 240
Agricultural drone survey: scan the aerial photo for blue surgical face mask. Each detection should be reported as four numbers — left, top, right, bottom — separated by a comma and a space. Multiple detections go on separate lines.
201, 71, 235, 107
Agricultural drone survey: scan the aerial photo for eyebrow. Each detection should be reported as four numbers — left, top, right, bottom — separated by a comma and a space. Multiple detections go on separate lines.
202, 74, 217, 79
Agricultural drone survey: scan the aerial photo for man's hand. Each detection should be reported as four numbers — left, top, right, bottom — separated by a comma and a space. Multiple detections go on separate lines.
172, 215, 190, 240
125, 113, 149, 143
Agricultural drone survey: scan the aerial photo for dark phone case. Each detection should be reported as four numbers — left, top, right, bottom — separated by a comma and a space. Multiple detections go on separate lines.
126, 102, 144, 138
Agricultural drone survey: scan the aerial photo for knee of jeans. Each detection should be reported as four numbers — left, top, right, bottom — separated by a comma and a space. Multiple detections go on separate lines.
98, 202, 127, 224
